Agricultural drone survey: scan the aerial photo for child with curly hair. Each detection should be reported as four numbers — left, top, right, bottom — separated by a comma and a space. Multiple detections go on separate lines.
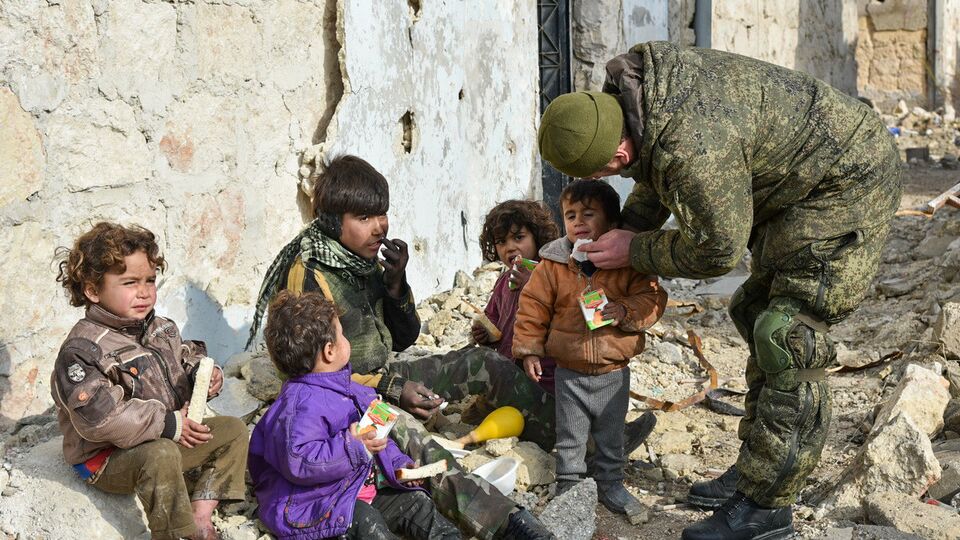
51, 222, 248, 540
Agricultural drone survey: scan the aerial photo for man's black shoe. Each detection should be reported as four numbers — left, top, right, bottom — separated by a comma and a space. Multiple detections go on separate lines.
688, 465, 739, 509
500, 507, 556, 540
681, 492, 794, 540
623, 412, 657, 458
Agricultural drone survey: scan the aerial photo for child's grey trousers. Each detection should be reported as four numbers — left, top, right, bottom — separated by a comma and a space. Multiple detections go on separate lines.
554, 366, 630, 484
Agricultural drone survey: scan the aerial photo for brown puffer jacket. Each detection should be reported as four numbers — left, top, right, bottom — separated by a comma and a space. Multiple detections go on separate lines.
513, 237, 667, 375
50, 305, 208, 465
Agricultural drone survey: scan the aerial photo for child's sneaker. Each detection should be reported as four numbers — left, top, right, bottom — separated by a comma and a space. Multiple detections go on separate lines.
554, 478, 580, 497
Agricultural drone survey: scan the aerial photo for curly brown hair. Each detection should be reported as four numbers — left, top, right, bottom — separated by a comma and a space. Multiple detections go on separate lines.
479, 200, 559, 263
265, 291, 342, 378
55, 222, 166, 307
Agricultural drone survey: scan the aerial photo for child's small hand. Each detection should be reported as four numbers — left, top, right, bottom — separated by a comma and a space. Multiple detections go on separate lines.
177, 403, 213, 449
601, 302, 627, 326
522, 355, 542, 383
508, 257, 532, 290
207, 367, 223, 397
349, 422, 388, 455
471, 321, 491, 344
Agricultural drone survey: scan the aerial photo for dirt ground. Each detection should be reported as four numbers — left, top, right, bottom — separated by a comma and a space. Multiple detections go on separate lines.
590, 164, 958, 540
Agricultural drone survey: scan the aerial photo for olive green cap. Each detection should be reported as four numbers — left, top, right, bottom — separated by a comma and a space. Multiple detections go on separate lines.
537, 91, 624, 178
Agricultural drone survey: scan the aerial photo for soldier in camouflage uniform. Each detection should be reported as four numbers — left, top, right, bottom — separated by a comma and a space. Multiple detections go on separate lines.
249, 155, 554, 540
537, 42, 901, 540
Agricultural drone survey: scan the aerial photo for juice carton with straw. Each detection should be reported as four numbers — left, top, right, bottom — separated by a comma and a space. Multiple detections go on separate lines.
357, 399, 399, 456
507, 257, 539, 290
578, 288, 615, 330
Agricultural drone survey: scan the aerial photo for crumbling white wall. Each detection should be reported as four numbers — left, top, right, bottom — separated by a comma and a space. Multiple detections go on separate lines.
572, 0, 669, 92
712, 0, 859, 94
0, 0, 538, 427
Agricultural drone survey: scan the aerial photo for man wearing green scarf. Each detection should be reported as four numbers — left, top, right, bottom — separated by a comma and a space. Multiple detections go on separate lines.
249, 155, 555, 540
538, 42, 901, 540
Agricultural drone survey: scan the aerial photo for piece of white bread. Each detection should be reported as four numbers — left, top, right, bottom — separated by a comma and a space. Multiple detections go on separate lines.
187, 357, 215, 424
395, 459, 448, 481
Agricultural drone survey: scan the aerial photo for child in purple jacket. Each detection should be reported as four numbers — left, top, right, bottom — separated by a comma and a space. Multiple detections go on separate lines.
248, 291, 460, 540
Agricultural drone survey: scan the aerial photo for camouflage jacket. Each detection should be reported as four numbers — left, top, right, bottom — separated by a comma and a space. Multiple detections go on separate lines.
50, 305, 207, 464
608, 42, 899, 279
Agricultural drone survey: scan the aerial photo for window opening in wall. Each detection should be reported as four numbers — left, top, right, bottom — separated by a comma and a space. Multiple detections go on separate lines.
538, 0, 572, 226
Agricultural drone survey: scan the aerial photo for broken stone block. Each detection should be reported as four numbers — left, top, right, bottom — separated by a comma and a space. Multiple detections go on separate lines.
460, 451, 494, 473
505, 441, 556, 488
222, 350, 256, 378
935, 302, 960, 359
241, 351, 282, 402
872, 363, 950, 437
659, 453, 700, 478
207, 377, 261, 421
649, 430, 696, 455
864, 491, 960, 540
426, 309, 454, 336
945, 399, 960, 433
453, 270, 473, 288
835, 342, 880, 369
484, 436, 518, 457
929, 457, 960, 501
820, 412, 941, 520
876, 276, 917, 297
946, 362, 960, 398
540, 477, 597, 540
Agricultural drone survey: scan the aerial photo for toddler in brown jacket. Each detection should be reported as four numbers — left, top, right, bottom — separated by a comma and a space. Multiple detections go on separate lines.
514, 180, 666, 519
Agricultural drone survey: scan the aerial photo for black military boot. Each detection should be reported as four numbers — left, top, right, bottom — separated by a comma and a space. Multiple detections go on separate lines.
681, 492, 794, 540
623, 411, 657, 458
500, 507, 556, 540
688, 465, 739, 509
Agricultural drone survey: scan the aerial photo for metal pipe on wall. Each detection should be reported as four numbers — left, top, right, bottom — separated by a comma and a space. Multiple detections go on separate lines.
694, 0, 712, 48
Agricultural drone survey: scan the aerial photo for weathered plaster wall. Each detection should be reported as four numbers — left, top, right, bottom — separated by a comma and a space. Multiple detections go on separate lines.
712, 0, 858, 94
0, 0, 539, 427
855, 0, 929, 109
571, 0, 669, 92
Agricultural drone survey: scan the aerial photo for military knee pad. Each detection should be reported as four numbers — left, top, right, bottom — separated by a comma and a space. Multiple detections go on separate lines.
753, 307, 799, 374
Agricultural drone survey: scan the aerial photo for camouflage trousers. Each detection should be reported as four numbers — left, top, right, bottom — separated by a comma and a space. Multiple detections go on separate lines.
90, 416, 249, 540
388, 346, 556, 450
391, 408, 516, 540
731, 160, 901, 507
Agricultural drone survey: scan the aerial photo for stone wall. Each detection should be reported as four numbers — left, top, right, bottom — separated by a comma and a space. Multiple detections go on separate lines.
712, 0, 859, 94
0, 0, 538, 428
855, 0, 929, 110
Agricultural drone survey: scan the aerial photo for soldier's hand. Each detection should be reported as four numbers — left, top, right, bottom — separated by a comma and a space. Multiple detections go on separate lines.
601, 302, 627, 326
349, 422, 387, 454
177, 403, 213, 449
207, 367, 223, 397
522, 355, 542, 383
399, 381, 444, 420
471, 321, 491, 344
580, 229, 635, 269
380, 238, 410, 299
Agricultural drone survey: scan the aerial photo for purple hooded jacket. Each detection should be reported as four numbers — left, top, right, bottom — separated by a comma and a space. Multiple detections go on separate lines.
248, 366, 417, 539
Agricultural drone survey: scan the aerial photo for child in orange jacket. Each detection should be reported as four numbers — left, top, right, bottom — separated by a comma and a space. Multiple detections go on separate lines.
513, 180, 666, 519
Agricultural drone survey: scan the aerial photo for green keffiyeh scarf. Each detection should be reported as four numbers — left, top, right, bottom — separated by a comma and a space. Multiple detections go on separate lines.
246, 220, 377, 349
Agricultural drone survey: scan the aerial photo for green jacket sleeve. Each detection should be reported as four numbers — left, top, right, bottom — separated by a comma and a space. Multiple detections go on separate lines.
629, 121, 752, 279
621, 178, 670, 232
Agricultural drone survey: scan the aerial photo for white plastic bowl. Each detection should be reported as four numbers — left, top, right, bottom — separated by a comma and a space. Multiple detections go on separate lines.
471, 457, 519, 496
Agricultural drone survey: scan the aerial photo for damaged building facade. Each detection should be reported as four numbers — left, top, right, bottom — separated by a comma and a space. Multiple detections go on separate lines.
0, 0, 958, 428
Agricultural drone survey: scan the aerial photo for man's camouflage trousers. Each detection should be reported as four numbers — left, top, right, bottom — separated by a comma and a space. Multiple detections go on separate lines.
390, 407, 516, 540
730, 151, 902, 507
388, 347, 556, 450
